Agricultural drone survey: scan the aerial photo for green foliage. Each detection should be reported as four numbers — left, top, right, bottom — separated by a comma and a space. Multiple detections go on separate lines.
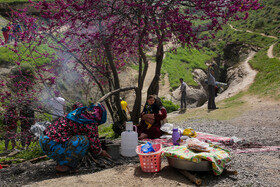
248, 48, 280, 99
229, 0, 280, 36
98, 123, 115, 139
161, 97, 179, 113
273, 42, 280, 58
214, 25, 275, 49
14, 142, 45, 160
0, 43, 55, 66
0, 141, 46, 163
162, 47, 215, 89
254, 19, 265, 29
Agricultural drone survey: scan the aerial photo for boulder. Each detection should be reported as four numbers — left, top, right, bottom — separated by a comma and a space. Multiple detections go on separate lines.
171, 69, 208, 108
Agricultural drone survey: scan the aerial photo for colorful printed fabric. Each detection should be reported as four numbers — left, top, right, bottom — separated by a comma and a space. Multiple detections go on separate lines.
162, 145, 231, 175
67, 103, 107, 125
44, 104, 106, 155
39, 135, 89, 168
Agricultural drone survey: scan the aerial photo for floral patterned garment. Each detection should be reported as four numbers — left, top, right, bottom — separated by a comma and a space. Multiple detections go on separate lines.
162, 144, 231, 175
44, 105, 105, 155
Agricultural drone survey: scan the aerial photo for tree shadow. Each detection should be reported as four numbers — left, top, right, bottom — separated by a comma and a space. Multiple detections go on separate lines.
133, 162, 235, 186
179, 109, 186, 114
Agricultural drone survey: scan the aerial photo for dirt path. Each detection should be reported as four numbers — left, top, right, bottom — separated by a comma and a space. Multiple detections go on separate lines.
229, 24, 278, 40
229, 24, 278, 60
215, 25, 279, 101
215, 51, 257, 102
130, 43, 176, 104
267, 43, 275, 58
267, 43, 280, 60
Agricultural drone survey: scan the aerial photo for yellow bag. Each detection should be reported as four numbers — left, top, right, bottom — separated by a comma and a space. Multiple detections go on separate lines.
183, 128, 197, 138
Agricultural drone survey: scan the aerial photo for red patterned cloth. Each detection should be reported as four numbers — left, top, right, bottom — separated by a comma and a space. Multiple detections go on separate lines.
45, 105, 105, 155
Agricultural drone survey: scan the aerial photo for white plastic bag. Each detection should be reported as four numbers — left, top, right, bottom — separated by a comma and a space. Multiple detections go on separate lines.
160, 123, 174, 134
186, 138, 211, 152
30, 121, 51, 137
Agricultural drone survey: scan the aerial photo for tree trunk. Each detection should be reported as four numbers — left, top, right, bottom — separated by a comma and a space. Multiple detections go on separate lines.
131, 88, 142, 124
103, 42, 128, 136
147, 42, 164, 96
130, 41, 149, 124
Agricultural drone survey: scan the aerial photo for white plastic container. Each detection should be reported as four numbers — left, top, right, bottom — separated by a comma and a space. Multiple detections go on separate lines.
121, 121, 138, 157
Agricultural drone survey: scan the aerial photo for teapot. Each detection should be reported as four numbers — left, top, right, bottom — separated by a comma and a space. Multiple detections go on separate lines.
172, 128, 182, 146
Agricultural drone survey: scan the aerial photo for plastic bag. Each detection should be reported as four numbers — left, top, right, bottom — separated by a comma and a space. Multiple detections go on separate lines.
160, 123, 174, 134
141, 142, 155, 153
30, 121, 51, 137
183, 128, 197, 138
186, 138, 211, 152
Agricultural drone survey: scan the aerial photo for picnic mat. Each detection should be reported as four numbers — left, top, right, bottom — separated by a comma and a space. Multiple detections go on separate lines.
196, 132, 234, 143
141, 131, 235, 147
232, 145, 280, 154
162, 145, 231, 175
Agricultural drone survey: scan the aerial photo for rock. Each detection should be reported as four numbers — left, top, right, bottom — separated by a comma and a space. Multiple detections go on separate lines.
171, 69, 208, 107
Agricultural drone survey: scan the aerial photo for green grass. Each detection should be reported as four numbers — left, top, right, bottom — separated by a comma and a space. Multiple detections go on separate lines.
229, 0, 280, 36
162, 47, 216, 89
0, 141, 46, 164
0, 43, 55, 66
214, 25, 276, 49
273, 42, 280, 58
248, 48, 280, 99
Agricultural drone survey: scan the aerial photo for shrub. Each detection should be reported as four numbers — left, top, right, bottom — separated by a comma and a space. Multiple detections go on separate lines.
161, 97, 179, 113
254, 19, 265, 29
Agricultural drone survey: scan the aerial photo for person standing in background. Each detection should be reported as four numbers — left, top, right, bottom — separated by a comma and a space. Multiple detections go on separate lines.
179, 78, 187, 111
1, 25, 10, 44
49, 91, 66, 121
120, 97, 130, 120
207, 64, 218, 109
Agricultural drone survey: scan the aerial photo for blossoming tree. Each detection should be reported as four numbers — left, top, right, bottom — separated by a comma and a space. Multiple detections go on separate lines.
1, 0, 260, 136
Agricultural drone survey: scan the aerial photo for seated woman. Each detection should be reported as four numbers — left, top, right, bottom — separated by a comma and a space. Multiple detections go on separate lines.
137, 97, 167, 140
39, 103, 111, 173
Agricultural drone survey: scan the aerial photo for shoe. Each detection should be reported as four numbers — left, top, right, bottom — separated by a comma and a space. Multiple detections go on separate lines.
208, 107, 218, 110
56, 165, 71, 173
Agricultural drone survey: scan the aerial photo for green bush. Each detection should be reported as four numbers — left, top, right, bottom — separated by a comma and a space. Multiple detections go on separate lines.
98, 123, 115, 139
161, 97, 179, 113
254, 19, 265, 29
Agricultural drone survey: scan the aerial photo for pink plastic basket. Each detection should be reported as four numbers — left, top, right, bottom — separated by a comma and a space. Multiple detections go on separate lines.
136, 144, 162, 173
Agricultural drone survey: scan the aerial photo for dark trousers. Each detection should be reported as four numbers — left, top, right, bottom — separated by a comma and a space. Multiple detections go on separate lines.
180, 91, 187, 109
208, 85, 216, 109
